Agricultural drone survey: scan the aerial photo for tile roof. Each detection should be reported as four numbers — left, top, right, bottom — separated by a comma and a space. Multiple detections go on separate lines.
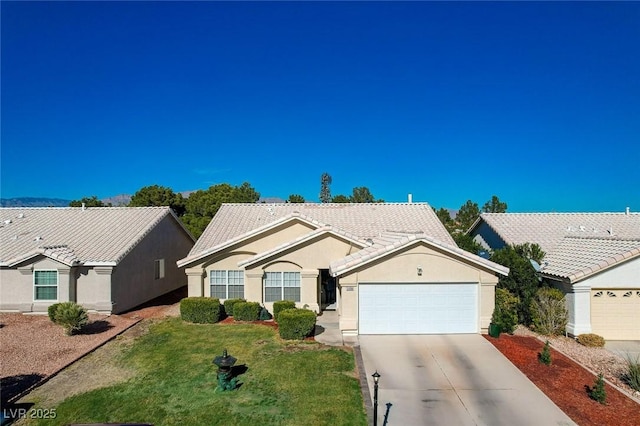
0, 207, 189, 266
184, 203, 455, 265
540, 237, 640, 283
472, 212, 640, 254
329, 232, 509, 277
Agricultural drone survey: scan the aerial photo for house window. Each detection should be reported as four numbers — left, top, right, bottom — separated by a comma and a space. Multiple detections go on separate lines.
154, 259, 165, 280
264, 272, 300, 302
34, 270, 58, 301
210, 270, 244, 299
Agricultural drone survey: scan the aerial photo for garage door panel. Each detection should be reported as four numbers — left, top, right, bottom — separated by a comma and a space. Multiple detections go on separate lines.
591, 289, 640, 340
359, 283, 478, 334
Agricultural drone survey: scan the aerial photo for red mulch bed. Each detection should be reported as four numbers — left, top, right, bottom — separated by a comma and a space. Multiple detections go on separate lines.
485, 334, 640, 426
218, 316, 315, 341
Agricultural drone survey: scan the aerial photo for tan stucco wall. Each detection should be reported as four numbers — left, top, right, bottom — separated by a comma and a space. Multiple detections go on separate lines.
185, 221, 360, 306
338, 244, 499, 334
186, 220, 318, 297
111, 214, 193, 313
195, 233, 358, 313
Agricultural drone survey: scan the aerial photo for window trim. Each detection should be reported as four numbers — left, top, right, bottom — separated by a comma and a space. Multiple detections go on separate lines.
209, 270, 245, 300
33, 269, 59, 302
154, 259, 166, 280
264, 271, 301, 303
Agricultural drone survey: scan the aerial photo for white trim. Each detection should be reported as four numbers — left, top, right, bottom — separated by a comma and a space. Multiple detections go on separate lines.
33, 269, 59, 302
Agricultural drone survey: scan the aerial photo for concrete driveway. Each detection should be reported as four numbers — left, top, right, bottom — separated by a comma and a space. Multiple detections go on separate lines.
358, 334, 575, 426
606, 340, 640, 360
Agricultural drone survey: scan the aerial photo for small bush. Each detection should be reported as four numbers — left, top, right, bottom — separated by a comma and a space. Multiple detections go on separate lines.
180, 297, 222, 324
538, 340, 552, 365
223, 298, 246, 317
273, 300, 296, 322
233, 302, 261, 321
577, 333, 605, 348
278, 308, 316, 340
529, 287, 567, 336
492, 288, 519, 334
47, 302, 63, 323
588, 373, 607, 404
259, 306, 273, 321
53, 302, 89, 335
623, 355, 640, 392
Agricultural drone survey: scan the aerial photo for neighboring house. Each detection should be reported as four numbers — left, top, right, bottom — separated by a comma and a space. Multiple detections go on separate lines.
178, 203, 508, 337
0, 207, 195, 314
468, 212, 640, 340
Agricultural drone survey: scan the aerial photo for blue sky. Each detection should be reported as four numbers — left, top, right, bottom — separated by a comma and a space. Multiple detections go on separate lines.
2, 1, 638, 212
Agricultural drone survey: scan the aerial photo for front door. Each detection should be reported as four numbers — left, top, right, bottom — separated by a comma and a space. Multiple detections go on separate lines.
320, 269, 337, 310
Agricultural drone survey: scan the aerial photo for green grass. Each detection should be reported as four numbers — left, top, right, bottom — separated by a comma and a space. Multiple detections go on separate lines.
29, 318, 366, 426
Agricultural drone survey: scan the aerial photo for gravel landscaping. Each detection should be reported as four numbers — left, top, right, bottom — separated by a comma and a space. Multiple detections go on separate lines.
0, 313, 139, 405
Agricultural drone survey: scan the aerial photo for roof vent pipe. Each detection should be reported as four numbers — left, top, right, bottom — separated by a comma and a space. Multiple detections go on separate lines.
82, 203, 86, 211
408, 193, 413, 204
626, 206, 630, 215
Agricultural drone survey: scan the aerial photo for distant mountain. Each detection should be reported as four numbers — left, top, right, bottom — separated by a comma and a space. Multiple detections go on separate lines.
101, 194, 131, 206
0, 197, 72, 207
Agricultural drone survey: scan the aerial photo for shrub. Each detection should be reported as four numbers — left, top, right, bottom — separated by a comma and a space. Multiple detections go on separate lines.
273, 300, 296, 322
278, 308, 316, 340
577, 333, 605, 348
538, 340, 552, 365
53, 302, 89, 335
623, 355, 640, 392
530, 287, 567, 335
47, 302, 63, 323
223, 298, 246, 317
588, 373, 607, 404
491, 288, 519, 334
180, 297, 222, 324
259, 306, 273, 321
233, 302, 261, 321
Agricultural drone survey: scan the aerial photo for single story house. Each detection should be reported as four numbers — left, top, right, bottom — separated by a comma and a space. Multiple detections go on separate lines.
467, 212, 640, 340
0, 206, 195, 314
178, 203, 508, 337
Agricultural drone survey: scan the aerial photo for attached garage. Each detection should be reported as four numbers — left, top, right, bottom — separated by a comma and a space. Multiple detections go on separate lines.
359, 283, 478, 334
591, 289, 640, 340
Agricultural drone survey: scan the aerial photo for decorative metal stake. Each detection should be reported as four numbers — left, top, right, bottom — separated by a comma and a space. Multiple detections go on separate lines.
372, 371, 381, 426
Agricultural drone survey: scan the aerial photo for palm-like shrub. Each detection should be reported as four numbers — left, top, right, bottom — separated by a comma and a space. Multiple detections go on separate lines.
623, 356, 640, 392
529, 287, 567, 335
53, 302, 89, 335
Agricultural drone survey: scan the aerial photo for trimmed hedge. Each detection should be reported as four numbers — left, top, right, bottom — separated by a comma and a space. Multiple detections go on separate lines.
278, 308, 316, 340
233, 302, 261, 321
180, 297, 222, 324
577, 333, 605, 348
223, 298, 246, 317
273, 300, 296, 322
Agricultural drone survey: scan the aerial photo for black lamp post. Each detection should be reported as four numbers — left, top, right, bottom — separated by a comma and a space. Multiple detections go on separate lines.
372, 371, 381, 426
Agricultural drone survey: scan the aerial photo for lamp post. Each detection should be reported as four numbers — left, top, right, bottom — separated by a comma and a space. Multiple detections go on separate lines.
372, 371, 380, 426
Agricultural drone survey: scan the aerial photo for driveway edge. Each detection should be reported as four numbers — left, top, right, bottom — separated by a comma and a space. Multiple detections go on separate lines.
354, 345, 374, 425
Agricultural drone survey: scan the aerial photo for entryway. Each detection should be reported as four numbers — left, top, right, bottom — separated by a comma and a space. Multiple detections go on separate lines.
320, 269, 337, 311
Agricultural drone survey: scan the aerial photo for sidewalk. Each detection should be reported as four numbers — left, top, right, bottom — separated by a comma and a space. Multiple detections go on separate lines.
314, 310, 358, 346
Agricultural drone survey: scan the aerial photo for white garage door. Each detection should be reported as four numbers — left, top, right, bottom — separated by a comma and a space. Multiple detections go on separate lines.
359, 283, 478, 334
591, 289, 640, 340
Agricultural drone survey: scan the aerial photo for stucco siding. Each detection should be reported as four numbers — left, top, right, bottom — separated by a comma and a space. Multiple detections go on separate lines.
111, 214, 193, 313
577, 257, 640, 289
0, 256, 72, 312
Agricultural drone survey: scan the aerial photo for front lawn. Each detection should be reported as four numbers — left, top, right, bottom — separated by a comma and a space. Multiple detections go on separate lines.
26, 318, 367, 425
